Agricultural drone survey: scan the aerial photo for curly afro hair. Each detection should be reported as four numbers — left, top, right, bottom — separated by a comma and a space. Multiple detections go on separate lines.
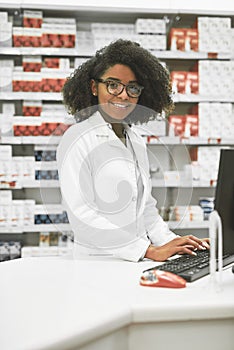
62, 39, 174, 124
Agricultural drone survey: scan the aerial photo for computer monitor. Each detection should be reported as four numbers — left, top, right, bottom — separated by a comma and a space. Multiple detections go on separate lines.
214, 148, 234, 255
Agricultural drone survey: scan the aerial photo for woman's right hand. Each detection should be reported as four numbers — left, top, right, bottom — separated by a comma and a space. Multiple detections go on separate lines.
144, 235, 209, 262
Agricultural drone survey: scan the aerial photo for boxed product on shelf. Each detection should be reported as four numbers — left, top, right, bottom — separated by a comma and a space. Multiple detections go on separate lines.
13, 117, 42, 136
22, 55, 42, 72
0, 241, 21, 262
198, 102, 234, 139
91, 22, 135, 50
168, 205, 204, 222
34, 204, 69, 225
169, 28, 198, 52
0, 60, 14, 92
168, 114, 198, 138
13, 27, 42, 47
23, 10, 43, 28
170, 71, 199, 94
198, 60, 233, 98
22, 100, 42, 116
12, 71, 42, 92
40, 68, 68, 92
0, 18, 12, 47
199, 197, 214, 220
34, 144, 57, 162
41, 21, 76, 48
135, 18, 166, 34
197, 16, 231, 52
13, 117, 70, 136
76, 31, 94, 52
136, 34, 167, 51
43, 57, 70, 70
11, 200, 24, 227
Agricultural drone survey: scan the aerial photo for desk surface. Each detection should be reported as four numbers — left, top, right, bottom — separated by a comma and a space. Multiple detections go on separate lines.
0, 256, 234, 350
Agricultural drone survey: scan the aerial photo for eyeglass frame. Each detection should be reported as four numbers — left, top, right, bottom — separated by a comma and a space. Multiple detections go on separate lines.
95, 78, 144, 98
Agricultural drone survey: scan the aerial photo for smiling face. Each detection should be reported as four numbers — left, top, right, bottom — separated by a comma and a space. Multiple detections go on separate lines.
91, 64, 139, 121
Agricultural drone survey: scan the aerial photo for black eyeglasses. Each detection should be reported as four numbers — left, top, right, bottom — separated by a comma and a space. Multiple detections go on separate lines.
96, 79, 144, 98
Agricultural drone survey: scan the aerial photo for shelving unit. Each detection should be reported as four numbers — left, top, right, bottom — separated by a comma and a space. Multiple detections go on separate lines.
0, 1, 233, 256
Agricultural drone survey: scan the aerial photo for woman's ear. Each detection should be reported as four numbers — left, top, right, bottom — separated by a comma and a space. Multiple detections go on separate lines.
91, 79, 97, 96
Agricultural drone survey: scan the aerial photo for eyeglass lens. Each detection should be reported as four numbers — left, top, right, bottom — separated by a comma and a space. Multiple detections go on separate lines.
98, 79, 143, 98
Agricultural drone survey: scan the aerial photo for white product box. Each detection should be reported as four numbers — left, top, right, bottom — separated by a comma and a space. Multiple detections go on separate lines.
11, 157, 24, 183
23, 199, 36, 226
0, 22, 12, 47
0, 145, 12, 160
135, 18, 166, 34
0, 67, 13, 92
0, 204, 12, 227
11, 200, 24, 227
0, 190, 12, 204
22, 156, 35, 181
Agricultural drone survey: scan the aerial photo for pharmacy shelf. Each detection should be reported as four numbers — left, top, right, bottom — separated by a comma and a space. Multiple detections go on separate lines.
1, 136, 62, 145
173, 93, 234, 103
1, 92, 233, 103
21, 246, 72, 258
0, 223, 71, 234
0, 221, 208, 234
0, 47, 231, 60
0, 180, 60, 189
151, 178, 216, 188
0, 92, 62, 101
146, 136, 234, 146
2, 136, 233, 147
167, 220, 210, 230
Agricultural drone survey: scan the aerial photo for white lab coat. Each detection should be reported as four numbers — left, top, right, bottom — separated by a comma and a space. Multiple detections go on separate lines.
56, 111, 177, 262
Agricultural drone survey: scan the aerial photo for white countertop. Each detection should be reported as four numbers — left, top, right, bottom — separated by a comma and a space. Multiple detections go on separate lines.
0, 255, 234, 350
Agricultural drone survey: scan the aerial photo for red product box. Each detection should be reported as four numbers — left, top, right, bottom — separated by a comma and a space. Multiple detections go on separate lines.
186, 72, 199, 94
185, 114, 199, 136
169, 28, 186, 51
13, 72, 42, 92
22, 101, 42, 116
170, 71, 187, 94
168, 115, 185, 137
22, 56, 42, 72
41, 23, 76, 48
41, 69, 67, 92
185, 28, 199, 52
44, 58, 60, 69
13, 27, 24, 47
23, 10, 43, 28
21, 28, 42, 47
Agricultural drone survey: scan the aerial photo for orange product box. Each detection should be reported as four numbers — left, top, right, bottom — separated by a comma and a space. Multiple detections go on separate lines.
23, 10, 43, 28
185, 72, 199, 94
13, 72, 42, 92
185, 114, 199, 136
13, 27, 24, 47
41, 69, 68, 92
168, 115, 185, 137
43, 58, 70, 70
185, 28, 199, 52
21, 28, 42, 47
22, 100, 42, 116
41, 23, 76, 48
169, 28, 186, 51
13, 117, 42, 136
170, 71, 187, 94
22, 55, 42, 72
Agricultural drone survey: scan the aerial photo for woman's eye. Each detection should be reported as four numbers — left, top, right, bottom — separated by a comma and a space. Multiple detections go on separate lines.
108, 82, 119, 89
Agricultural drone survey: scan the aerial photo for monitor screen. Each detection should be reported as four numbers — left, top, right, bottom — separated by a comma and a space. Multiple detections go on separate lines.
214, 148, 234, 255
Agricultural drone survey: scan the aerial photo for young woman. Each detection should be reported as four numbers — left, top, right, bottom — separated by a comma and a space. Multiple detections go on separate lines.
57, 39, 209, 261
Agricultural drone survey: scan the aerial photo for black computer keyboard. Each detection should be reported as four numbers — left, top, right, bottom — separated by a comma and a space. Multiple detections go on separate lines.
143, 250, 234, 282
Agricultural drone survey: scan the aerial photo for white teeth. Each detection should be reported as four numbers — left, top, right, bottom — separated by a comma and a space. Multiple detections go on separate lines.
113, 103, 128, 108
